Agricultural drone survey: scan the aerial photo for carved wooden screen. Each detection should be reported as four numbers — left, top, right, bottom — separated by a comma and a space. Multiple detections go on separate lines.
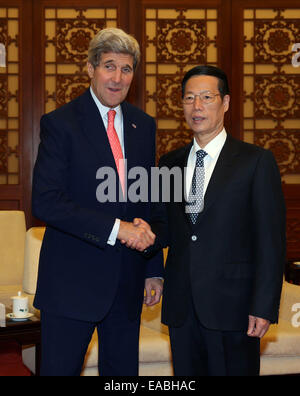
239, 6, 300, 183
43, 7, 118, 114
0, 6, 19, 186
137, 1, 223, 160
0, 0, 32, 215
232, 0, 300, 259
32, 0, 128, 162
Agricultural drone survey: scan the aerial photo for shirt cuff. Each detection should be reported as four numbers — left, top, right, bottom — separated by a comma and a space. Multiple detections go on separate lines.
107, 219, 121, 246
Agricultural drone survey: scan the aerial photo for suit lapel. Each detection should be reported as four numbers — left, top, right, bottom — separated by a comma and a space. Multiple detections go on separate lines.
77, 89, 116, 170
171, 142, 194, 228
195, 134, 240, 223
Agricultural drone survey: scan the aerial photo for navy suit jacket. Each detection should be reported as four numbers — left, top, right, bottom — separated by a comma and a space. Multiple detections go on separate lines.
151, 135, 286, 331
32, 89, 163, 322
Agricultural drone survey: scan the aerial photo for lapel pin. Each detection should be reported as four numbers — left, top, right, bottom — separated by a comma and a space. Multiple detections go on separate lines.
132, 123, 137, 129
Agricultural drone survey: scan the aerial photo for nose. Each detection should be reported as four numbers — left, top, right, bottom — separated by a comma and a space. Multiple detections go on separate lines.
193, 95, 205, 110
112, 68, 122, 83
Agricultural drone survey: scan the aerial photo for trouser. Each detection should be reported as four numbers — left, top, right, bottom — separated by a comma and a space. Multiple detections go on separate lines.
40, 293, 140, 376
169, 299, 260, 376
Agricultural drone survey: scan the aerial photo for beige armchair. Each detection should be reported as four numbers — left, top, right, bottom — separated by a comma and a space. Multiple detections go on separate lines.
0, 210, 26, 287
0, 211, 26, 310
260, 281, 300, 375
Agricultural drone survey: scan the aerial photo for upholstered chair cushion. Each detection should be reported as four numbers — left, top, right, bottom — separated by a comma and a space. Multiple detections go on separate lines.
0, 211, 26, 285
23, 227, 45, 295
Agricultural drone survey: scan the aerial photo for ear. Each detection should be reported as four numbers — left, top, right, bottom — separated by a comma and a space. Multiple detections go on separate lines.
223, 95, 230, 113
87, 62, 95, 79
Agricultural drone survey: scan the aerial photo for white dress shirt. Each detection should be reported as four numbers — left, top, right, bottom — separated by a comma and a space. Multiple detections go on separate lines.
90, 87, 123, 246
90, 87, 125, 155
186, 128, 227, 200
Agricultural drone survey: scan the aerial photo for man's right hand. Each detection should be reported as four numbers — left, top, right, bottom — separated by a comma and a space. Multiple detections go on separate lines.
117, 220, 155, 252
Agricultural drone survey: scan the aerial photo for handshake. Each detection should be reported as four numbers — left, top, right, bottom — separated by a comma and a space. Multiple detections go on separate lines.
118, 218, 155, 252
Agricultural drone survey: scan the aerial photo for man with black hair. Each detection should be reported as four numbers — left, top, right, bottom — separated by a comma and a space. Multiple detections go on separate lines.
145, 65, 286, 376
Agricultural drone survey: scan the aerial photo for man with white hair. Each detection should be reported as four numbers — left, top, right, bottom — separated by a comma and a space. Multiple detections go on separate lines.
32, 28, 163, 376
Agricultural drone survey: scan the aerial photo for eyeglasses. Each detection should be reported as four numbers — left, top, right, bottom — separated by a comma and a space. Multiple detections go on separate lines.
182, 92, 220, 105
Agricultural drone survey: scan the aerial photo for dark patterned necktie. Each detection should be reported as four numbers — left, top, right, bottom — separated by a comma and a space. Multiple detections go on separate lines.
186, 149, 207, 224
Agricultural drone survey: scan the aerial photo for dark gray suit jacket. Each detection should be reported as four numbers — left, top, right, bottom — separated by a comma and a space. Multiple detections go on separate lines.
151, 134, 286, 331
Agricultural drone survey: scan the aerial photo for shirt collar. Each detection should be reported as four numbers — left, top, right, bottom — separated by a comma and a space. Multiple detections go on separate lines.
89, 86, 122, 120
193, 128, 227, 159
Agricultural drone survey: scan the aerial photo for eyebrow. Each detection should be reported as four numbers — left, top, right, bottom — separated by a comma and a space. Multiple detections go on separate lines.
184, 90, 214, 94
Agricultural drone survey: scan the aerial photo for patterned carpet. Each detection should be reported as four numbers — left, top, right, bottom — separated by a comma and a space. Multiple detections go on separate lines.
0, 341, 31, 376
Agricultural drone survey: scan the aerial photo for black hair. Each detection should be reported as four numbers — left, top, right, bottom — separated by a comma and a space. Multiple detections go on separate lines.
182, 65, 230, 99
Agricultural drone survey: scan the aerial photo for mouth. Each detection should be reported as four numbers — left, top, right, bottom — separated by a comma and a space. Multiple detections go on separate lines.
192, 116, 206, 122
108, 87, 122, 94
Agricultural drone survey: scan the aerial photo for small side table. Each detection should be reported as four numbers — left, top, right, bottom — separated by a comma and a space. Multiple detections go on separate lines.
286, 260, 300, 285
0, 313, 41, 376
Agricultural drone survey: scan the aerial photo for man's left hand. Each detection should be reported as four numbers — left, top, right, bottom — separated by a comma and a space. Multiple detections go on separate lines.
247, 315, 270, 338
144, 278, 163, 306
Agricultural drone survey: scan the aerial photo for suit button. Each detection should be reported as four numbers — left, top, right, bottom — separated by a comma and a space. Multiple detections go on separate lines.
191, 235, 197, 242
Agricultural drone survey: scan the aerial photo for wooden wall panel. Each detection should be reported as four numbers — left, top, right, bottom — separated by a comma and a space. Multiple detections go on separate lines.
284, 185, 300, 260
0, 0, 32, 224
232, 0, 300, 259
130, 0, 231, 161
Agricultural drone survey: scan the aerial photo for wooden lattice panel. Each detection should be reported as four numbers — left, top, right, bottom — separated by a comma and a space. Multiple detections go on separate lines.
242, 8, 300, 183
44, 7, 118, 113
0, 7, 19, 185
143, 7, 218, 160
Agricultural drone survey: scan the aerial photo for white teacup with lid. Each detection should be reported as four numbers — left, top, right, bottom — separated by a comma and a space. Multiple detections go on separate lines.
11, 291, 28, 318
